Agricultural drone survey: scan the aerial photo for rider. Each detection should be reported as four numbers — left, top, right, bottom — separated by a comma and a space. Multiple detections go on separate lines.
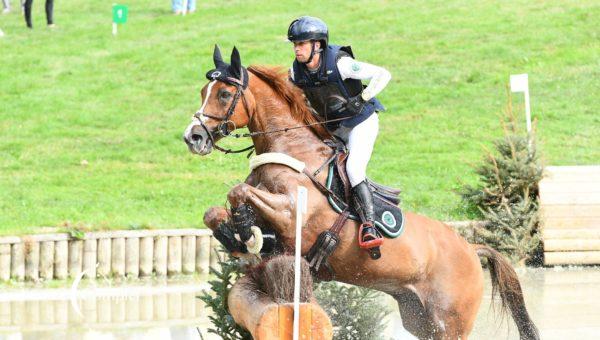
287, 16, 391, 258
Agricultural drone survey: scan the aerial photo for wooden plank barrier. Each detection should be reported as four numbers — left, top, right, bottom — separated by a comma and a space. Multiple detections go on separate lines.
540, 166, 600, 265
0, 229, 217, 281
228, 276, 333, 340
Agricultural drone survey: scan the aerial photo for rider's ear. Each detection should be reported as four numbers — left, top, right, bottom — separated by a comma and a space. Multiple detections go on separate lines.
213, 44, 227, 69
230, 46, 242, 80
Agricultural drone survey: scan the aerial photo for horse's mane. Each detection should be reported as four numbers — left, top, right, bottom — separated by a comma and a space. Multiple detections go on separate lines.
247, 65, 331, 140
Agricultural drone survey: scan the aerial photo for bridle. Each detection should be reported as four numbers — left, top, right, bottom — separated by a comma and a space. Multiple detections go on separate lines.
193, 75, 354, 155
194, 77, 255, 154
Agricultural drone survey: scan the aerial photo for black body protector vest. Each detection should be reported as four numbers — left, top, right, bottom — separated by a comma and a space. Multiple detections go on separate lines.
291, 44, 384, 130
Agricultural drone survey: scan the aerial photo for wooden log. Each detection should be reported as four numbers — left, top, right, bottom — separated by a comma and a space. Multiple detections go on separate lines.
182, 235, 195, 274
0, 243, 11, 281
11, 243, 25, 281
545, 251, 600, 265
540, 181, 600, 193
0, 228, 212, 245
228, 276, 333, 340
153, 236, 168, 277
83, 239, 97, 279
139, 236, 154, 277
540, 204, 600, 218
39, 241, 54, 280
24, 241, 40, 281
167, 236, 182, 276
542, 165, 600, 182
540, 192, 600, 205
543, 228, 600, 239
53, 240, 68, 280
97, 238, 111, 278
125, 237, 140, 278
196, 235, 211, 274
542, 216, 600, 230
68, 240, 83, 278
111, 238, 126, 278
545, 239, 600, 251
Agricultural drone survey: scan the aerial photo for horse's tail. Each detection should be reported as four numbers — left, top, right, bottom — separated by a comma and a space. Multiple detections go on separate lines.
474, 244, 540, 340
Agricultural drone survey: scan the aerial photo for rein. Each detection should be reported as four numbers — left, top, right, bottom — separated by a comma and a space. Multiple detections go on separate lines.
196, 77, 352, 155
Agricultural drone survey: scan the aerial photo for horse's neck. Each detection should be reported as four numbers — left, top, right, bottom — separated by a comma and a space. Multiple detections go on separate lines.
249, 88, 331, 163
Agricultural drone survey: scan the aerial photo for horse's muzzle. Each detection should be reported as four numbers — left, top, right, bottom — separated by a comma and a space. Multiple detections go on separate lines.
183, 124, 213, 155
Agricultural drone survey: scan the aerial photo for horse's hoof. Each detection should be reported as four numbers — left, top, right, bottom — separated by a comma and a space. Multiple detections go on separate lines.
369, 247, 381, 260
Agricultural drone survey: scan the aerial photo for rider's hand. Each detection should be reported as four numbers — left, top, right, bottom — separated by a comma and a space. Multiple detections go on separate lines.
345, 95, 366, 115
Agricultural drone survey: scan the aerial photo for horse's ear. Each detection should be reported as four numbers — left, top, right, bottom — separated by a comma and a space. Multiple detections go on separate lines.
230, 46, 242, 79
213, 44, 226, 68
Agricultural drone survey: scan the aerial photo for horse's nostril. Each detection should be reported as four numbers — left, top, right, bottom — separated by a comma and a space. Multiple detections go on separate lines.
191, 133, 203, 142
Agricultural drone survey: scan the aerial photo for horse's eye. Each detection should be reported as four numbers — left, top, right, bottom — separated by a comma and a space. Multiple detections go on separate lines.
220, 91, 232, 100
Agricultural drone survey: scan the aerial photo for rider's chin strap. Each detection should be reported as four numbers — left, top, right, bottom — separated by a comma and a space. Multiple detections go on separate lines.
302, 41, 322, 65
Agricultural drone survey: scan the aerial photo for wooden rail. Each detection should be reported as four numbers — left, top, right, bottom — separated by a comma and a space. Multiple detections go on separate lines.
0, 229, 219, 281
540, 166, 600, 265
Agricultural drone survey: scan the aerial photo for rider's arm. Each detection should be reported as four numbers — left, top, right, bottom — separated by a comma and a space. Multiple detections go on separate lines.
337, 57, 391, 101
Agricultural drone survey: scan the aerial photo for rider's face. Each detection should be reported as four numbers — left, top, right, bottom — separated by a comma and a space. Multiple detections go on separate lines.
293, 41, 319, 63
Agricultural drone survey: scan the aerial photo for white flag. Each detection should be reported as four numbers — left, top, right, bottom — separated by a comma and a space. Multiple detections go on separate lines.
510, 74, 529, 93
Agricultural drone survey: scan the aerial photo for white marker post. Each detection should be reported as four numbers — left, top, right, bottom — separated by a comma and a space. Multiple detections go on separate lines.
293, 186, 308, 340
510, 73, 531, 132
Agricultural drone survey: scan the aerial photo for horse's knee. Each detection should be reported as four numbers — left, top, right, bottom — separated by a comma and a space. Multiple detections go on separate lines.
228, 183, 251, 206
203, 206, 229, 231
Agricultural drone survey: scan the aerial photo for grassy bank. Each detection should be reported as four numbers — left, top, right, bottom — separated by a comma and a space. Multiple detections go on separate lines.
0, 0, 598, 234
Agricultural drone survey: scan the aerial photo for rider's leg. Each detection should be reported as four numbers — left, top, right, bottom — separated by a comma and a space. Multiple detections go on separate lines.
346, 113, 383, 252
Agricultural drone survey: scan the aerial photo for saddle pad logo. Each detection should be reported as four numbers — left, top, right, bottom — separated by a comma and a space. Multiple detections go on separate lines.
381, 211, 397, 228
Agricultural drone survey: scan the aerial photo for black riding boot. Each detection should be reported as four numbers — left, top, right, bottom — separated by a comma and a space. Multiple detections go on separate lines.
352, 180, 383, 259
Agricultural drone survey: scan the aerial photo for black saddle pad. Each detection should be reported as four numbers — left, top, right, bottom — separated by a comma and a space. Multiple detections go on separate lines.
325, 163, 405, 238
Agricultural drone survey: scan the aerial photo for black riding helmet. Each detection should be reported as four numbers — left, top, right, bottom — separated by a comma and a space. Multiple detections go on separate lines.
288, 16, 328, 64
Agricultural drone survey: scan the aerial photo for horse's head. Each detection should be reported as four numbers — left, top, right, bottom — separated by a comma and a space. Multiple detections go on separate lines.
183, 45, 253, 156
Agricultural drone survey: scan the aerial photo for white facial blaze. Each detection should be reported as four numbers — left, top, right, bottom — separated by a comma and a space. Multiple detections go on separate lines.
184, 80, 217, 141
198, 80, 217, 122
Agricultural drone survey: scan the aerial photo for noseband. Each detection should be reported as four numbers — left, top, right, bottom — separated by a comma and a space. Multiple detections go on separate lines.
194, 77, 255, 154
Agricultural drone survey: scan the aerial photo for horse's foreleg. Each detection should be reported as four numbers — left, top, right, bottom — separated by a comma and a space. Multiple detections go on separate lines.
203, 206, 230, 231
228, 183, 294, 240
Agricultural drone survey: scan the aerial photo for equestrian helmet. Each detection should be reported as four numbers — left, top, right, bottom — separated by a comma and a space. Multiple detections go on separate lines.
287, 16, 328, 46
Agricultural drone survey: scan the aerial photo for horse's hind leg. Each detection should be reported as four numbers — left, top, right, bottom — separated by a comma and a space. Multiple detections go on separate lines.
394, 291, 435, 340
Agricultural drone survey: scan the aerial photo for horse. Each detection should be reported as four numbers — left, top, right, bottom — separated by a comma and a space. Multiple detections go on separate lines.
182, 46, 540, 340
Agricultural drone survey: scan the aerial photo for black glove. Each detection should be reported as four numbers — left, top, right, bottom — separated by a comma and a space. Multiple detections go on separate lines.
345, 95, 366, 116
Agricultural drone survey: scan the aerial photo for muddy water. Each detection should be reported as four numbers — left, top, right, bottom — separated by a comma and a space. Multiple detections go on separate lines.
385, 266, 600, 339
0, 267, 598, 340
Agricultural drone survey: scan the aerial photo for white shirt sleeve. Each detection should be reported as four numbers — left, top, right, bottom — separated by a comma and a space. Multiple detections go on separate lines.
336, 56, 391, 101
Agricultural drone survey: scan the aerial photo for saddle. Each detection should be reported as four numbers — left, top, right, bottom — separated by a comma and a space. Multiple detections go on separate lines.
322, 141, 405, 238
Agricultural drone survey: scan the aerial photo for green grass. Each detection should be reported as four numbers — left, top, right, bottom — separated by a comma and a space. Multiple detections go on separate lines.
0, 0, 598, 235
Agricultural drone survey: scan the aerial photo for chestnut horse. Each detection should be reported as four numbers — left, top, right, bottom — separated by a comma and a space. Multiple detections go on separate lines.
183, 47, 539, 340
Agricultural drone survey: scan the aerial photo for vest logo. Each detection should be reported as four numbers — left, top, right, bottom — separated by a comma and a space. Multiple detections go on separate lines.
327, 70, 333, 74
382, 211, 397, 228
351, 62, 361, 72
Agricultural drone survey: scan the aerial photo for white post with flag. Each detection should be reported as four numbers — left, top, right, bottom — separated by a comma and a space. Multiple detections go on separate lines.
510, 73, 531, 132
293, 186, 308, 340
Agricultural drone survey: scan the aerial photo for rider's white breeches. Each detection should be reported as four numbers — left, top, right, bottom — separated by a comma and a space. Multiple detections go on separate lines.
333, 113, 379, 187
